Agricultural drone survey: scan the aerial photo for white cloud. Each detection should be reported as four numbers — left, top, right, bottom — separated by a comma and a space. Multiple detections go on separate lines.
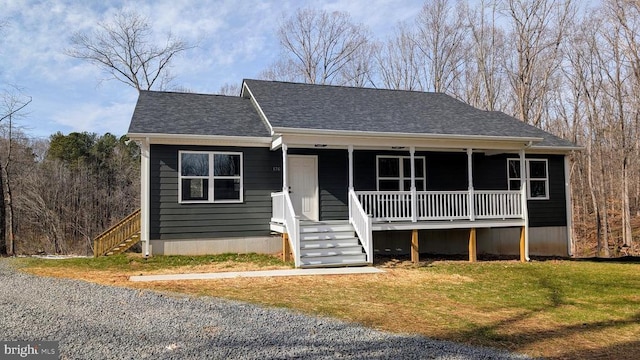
1, 0, 426, 137
51, 98, 135, 135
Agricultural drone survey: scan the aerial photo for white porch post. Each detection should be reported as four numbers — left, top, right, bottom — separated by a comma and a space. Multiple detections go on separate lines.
348, 145, 354, 216
140, 138, 150, 257
519, 148, 530, 261
348, 145, 354, 190
410, 146, 417, 222
282, 143, 288, 192
467, 148, 475, 221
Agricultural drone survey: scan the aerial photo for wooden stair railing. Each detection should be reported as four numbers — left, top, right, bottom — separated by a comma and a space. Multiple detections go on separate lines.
93, 209, 141, 257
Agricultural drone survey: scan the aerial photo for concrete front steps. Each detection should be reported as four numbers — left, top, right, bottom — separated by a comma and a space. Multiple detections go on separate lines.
298, 220, 368, 268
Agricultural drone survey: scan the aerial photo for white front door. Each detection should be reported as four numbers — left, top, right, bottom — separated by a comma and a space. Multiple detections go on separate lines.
287, 155, 319, 221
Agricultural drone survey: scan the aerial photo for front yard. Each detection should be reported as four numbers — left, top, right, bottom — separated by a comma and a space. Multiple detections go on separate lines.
14, 254, 640, 359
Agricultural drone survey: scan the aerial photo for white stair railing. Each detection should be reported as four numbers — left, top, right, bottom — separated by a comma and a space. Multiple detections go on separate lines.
271, 192, 285, 223
272, 191, 300, 267
349, 188, 373, 264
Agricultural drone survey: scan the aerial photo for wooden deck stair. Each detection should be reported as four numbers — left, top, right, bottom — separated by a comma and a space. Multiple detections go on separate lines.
93, 209, 141, 257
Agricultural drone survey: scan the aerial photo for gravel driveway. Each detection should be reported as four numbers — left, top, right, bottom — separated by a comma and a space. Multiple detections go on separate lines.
0, 260, 531, 359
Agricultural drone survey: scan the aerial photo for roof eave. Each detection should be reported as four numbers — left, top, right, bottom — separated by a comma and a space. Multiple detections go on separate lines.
127, 132, 272, 147
272, 127, 543, 144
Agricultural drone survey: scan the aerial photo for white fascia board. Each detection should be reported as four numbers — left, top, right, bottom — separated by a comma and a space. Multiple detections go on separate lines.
276, 132, 540, 151
127, 133, 271, 147
271, 135, 283, 150
242, 82, 274, 135
273, 127, 543, 144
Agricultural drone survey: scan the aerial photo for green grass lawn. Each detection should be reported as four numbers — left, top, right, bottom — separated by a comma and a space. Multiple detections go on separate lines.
13, 254, 640, 359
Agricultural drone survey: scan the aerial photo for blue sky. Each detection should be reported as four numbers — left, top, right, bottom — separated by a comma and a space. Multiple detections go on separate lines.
0, 0, 425, 138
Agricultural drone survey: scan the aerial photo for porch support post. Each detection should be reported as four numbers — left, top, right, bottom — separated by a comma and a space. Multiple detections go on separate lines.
410, 146, 417, 222
140, 138, 150, 257
282, 233, 291, 262
519, 226, 526, 262
282, 144, 288, 192
348, 145, 354, 190
469, 228, 477, 262
519, 148, 530, 261
411, 229, 419, 263
467, 148, 475, 221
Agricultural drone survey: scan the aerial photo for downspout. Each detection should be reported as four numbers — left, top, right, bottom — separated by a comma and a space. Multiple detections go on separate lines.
521, 141, 533, 261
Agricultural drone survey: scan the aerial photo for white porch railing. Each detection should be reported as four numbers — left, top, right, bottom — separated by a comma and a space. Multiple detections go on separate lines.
356, 189, 524, 222
474, 190, 522, 219
271, 191, 301, 267
357, 191, 413, 222
417, 191, 470, 220
348, 188, 373, 264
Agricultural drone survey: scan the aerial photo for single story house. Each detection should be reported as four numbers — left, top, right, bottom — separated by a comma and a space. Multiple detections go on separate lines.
127, 79, 579, 267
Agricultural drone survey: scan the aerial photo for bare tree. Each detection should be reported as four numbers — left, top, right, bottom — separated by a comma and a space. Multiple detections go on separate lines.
217, 83, 241, 96
415, 0, 468, 93
0, 87, 31, 255
461, 0, 508, 110
375, 23, 424, 91
66, 10, 193, 91
501, 0, 574, 127
273, 8, 370, 85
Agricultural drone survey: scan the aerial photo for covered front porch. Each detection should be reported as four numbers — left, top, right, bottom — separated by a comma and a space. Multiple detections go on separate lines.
269, 132, 535, 268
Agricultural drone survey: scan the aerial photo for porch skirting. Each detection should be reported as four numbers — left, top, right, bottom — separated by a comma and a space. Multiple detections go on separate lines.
374, 226, 569, 258
149, 236, 281, 256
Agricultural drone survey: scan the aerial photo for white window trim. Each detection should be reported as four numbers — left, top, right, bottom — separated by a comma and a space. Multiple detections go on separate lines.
178, 150, 244, 204
507, 158, 549, 200
376, 155, 426, 191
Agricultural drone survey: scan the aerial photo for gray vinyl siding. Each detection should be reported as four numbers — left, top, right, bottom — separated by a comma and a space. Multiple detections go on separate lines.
149, 145, 281, 240
473, 153, 567, 227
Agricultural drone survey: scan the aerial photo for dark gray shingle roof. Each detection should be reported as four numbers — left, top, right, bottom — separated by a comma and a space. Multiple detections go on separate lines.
243, 79, 575, 148
128, 90, 270, 137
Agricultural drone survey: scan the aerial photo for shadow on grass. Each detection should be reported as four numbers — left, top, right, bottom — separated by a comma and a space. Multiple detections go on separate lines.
446, 265, 640, 359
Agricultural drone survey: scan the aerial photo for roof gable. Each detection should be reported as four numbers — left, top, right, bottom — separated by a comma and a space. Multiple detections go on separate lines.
128, 90, 270, 138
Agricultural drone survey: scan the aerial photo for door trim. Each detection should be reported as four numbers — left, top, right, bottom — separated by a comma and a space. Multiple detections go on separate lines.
287, 155, 319, 221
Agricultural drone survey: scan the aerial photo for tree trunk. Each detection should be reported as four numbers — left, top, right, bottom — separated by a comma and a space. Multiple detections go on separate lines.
0, 165, 5, 256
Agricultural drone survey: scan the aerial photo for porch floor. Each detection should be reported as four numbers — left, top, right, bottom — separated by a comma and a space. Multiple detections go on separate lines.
370, 218, 525, 231
271, 218, 526, 234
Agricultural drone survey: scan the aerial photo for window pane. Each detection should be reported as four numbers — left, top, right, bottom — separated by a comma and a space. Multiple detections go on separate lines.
182, 179, 208, 201
214, 179, 241, 200
530, 180, 547, 198
508, 160, 520, 178
529, 160, 547, 179
415, 158, 425, 177
402, 158, 425, 177
416, 179, 425, 191
403, 180, 411, 191
181, 153, 208, 176
214, 154, 240, 176
379, 180, 400, 191
379, 158, 399, 177
509, 180, 521, 190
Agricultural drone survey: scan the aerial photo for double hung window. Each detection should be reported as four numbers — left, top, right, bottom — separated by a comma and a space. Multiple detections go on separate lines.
377, 156, 426, 191
507, 158, 549, 200
179, 151, 243, 203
